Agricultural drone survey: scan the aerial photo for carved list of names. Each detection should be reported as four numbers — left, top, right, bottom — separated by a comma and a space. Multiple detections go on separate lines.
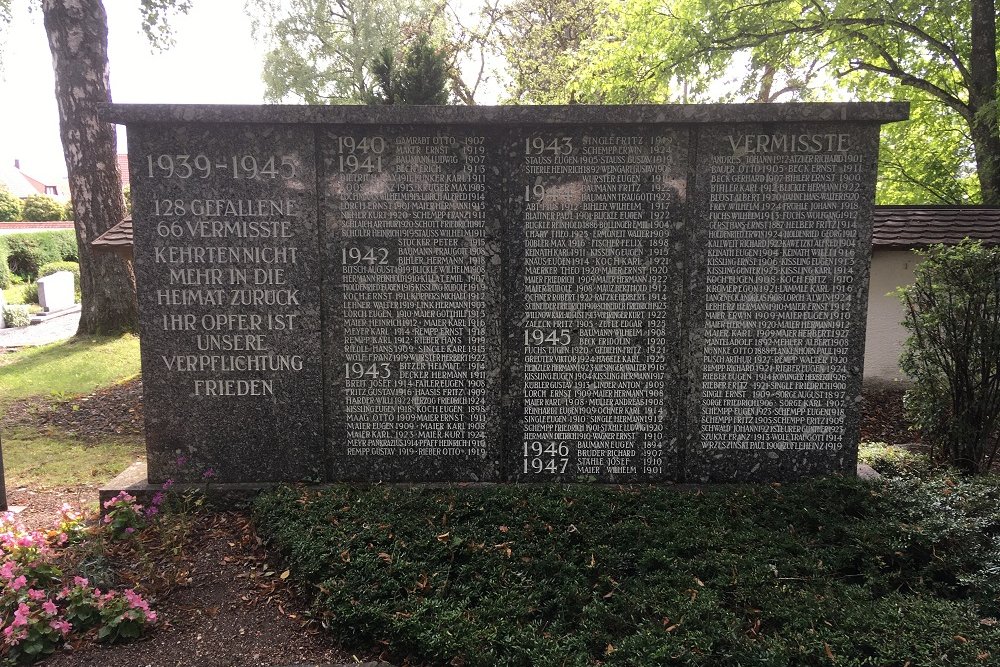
699, 130, 861, 454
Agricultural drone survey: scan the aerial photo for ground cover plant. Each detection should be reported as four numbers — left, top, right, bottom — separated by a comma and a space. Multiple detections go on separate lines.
254, 472, 1000, 666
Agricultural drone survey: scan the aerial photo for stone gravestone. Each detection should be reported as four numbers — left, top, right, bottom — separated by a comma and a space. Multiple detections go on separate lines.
37, 271, 75, 312
106, 103, 907, 485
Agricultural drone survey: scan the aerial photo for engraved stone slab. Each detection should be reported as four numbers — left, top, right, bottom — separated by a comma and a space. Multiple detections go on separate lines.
321, 126, 503, 481
685, 124, 880, 481
505, 126, 687, 482
106, 103, 908, 485
128, 124, 324, 483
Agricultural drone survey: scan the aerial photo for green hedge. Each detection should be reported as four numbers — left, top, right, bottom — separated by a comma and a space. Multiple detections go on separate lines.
0, 244, 11, 289
0, 230, 78, 279
254, 476, 1000, 666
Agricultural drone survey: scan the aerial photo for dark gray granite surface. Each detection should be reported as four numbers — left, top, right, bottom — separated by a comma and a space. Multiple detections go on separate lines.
129, 123, 325, 483
116, 103, 907, 484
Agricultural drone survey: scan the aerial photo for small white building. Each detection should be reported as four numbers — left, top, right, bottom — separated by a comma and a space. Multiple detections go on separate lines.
865, 206, 1000, 382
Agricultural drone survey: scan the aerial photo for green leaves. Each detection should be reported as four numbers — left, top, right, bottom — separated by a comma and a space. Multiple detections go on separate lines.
253, 478, 1000, 665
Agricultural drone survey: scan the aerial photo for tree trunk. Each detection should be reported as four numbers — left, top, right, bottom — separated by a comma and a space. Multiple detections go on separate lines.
969, 0, 1000, 204
42, 0, 137, 335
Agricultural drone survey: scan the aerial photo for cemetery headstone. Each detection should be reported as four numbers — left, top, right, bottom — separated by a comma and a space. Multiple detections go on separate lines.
36, 271, 75, 312
106, 103, 908, 485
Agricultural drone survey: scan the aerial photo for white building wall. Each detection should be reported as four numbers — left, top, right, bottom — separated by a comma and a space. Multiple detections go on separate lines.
864, 249, 920, 381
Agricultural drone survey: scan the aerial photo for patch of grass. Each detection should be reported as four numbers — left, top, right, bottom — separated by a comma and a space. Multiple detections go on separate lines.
860, 441, 937, 477
0, 334, 140, 410
3, 282, 29, 305
2, 425, 143, 489
254, 476, 1000, 666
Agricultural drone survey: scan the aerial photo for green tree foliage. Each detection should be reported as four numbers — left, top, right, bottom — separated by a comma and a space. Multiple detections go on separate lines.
251, 0, 437, 103
0, 186, 21, 221
493, 0, 601, 103
368, 34, 450, 104
21, 194, 66, 222
62, 198, 74, 221
519, 0, 996, 205
899, 240, 1000, 474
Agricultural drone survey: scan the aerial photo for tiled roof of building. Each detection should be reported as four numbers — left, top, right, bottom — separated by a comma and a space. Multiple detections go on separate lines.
91, 217, 133, 249
873, 206, 1000, 248
117, 154, 130, 190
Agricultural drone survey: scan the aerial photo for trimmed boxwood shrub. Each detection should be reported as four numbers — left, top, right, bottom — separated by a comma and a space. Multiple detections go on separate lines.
2, 304, 31, 327
0, 230, 77, 279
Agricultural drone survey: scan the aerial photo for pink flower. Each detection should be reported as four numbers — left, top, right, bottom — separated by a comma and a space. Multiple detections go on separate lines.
202, 468, 216, 479
176, 454, 188, 467
73, 576, 89, 587
151, 492, 165, 506
162, 479, 175, 491
0, 560, 17, 579
126, 527, 135, 534
145, 506, 159, 518
13, 603, 31, 627
57, 532, 69, 545
49, 618, 72, 636
42, 600, 58, 615
146, 610, 158, 623
28, 589, 45, 601
10, 575, 27, 591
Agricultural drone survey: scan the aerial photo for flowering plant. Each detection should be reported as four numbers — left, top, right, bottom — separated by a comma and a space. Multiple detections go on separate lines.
1, 506, 159, 664
101, 492, 146, 540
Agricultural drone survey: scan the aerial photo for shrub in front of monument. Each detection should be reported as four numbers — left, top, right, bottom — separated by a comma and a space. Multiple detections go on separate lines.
858, 442, 937, 478
2, 305, 30, 328
253, 479, 1000, 666
38, 262, 80, 300
0, 506, 158, 664
899, 239, 1000, 474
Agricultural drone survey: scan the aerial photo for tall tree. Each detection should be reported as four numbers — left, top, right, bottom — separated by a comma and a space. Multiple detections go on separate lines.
35, 0, 188, 335
42, 0, 137, 334
368, 34, 451, 105
250, 0, 497, 104
556, 0, 996, 204
251, 0, 436, 103
491, 0, 601, 103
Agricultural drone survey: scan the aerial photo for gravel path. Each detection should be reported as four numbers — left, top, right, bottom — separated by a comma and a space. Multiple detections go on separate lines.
0, 305, 80, 350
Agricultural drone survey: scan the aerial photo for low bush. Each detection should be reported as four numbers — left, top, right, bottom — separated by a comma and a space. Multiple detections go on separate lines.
0, 232, 77, 280
899, 239, 1000, 473
254, 477, 1000, 666
22, 283, 38, 305
3, 305, 30, 328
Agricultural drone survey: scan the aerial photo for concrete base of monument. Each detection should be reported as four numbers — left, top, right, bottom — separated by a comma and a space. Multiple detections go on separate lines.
99, 461, 278, 512
102, 460, 885, 510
